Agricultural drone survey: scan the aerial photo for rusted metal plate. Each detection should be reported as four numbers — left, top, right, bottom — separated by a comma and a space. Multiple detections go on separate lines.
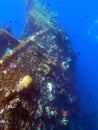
0, 29, 20, 57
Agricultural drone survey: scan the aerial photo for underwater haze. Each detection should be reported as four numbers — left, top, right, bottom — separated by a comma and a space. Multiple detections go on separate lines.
0, 0, 98, 129
40, 0, 98, 128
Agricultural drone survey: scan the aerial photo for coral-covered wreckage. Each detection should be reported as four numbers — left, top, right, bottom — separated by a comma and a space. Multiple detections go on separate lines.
0, 0, 85, 130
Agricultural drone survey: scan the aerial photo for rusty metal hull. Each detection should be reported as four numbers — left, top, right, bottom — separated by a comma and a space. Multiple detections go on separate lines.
0, 0, 84, 130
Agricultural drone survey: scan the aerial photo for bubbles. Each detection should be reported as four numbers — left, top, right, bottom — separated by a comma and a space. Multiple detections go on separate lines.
88, 16, 98, 40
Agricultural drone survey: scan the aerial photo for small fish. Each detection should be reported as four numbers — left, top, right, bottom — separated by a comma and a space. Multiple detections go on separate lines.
84, 39, 87, 43
73, 35, 77, 38
77, 52, 80, 55
85, 15, 88, 19
14, 20, 18, 24
46, 3, 50, 6
88, 93, 92, 99
8, 20, 12, 23
79, 19, 82, 23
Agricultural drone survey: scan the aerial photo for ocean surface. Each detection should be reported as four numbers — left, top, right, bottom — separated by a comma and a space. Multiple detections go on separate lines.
0, 0, 98, 129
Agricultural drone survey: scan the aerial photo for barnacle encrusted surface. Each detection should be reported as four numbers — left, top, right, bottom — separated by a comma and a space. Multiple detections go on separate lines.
0, 0, 84, 130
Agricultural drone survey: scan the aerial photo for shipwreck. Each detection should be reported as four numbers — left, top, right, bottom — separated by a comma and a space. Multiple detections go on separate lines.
0, 0, 85, 130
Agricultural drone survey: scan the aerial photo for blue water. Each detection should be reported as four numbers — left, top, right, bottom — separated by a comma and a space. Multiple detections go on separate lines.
0, 0, 27, 38
40, 0, 98, 110
0, 0, 98, 129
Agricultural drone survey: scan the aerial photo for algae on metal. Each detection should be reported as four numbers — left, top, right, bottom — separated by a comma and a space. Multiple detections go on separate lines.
0, 0, 85, 130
